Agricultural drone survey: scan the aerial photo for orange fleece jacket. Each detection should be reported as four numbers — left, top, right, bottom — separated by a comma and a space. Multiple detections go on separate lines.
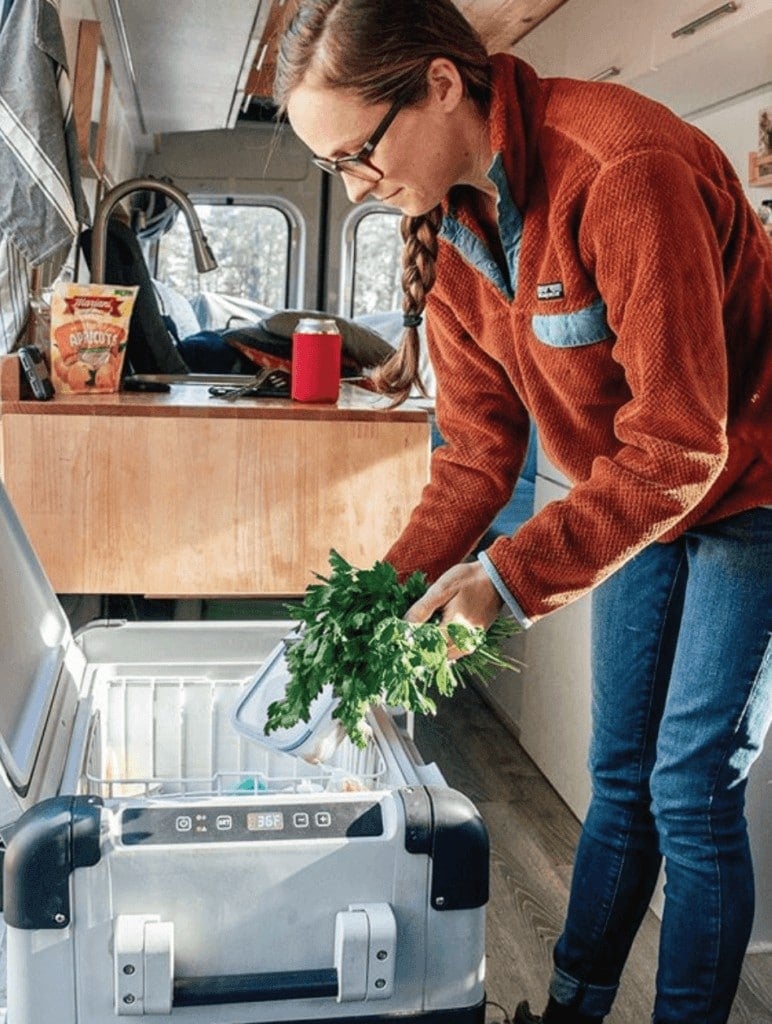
385, 55, 771, 623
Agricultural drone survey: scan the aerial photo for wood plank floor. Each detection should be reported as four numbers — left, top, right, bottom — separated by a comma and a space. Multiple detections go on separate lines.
414, 683, 772, 1024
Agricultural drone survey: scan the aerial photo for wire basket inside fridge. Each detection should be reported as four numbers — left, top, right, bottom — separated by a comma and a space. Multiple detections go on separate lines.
84, 673, 387, 799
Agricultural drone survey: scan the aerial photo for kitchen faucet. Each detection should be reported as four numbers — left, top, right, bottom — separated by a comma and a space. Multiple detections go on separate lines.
90, 177, 218, 284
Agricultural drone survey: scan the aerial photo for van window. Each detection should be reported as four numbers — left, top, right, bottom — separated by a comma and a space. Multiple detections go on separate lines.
156, 203, 290, 310
350, 210, 402, 317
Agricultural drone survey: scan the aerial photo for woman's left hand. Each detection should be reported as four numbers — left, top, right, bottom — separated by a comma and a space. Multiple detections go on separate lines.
403, 561, 504, 656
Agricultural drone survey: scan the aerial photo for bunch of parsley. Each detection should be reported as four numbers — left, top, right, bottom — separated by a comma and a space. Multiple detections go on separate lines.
264, 550, 520, 748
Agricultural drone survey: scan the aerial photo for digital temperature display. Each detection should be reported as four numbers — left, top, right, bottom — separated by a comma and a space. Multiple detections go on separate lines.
246, 811, 285, 832
121, 801, 382, 846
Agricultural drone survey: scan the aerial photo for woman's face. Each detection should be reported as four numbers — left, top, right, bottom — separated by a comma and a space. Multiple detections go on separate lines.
286, 61, 482, 217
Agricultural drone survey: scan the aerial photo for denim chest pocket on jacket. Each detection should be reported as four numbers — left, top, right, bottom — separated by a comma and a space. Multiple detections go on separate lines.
531, 298, 612, 348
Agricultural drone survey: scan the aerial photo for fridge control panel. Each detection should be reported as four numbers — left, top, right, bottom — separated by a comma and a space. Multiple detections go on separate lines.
120, 800, 384, 845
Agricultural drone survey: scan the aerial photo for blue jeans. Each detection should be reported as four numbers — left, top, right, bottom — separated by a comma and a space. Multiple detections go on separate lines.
549, 507, 772, 1023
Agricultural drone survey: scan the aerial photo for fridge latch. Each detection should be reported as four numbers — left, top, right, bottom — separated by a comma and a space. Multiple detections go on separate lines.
114, 914, 174, 1015
334, 902, 396, 1002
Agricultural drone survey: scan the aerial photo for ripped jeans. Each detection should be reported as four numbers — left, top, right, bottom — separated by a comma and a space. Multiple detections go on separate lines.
549, 507, 772, 1024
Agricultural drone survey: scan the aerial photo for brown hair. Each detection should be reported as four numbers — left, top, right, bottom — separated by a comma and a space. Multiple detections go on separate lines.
275, 0, 491, 404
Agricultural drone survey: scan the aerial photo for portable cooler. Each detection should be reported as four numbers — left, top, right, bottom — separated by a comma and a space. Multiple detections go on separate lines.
0, 480, 488, 1023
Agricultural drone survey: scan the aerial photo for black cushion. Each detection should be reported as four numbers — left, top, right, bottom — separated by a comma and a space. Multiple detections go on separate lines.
261, 310, 395, 368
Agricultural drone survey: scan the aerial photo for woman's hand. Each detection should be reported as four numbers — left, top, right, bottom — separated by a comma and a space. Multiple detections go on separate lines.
403, 561, 504, 656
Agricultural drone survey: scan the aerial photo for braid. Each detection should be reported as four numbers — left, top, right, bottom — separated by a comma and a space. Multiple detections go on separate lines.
372, 205, 443, 406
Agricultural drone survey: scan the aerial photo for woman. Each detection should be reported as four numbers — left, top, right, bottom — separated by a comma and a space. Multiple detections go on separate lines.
275, 2, 772, 1022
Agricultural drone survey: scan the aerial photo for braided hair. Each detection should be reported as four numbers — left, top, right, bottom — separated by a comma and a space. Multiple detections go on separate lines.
370, 208, 443, 402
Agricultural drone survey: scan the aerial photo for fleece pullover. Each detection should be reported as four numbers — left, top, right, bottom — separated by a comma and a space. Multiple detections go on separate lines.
384, 54, 771, 624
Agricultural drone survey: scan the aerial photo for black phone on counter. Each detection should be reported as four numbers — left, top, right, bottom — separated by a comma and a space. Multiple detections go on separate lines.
18, 346, 54, 401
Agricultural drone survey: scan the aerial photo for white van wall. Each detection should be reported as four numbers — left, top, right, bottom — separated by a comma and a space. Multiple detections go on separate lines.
143, 125, 322, 310
689, 86, 772, 211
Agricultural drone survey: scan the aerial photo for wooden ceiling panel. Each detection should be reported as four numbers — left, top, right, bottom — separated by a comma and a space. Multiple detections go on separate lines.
244, 0, 569, 101
458, 0, 568, 53
244, 0, 300, 99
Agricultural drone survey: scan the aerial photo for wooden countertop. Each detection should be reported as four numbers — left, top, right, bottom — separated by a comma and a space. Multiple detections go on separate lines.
0, 356, 431, 421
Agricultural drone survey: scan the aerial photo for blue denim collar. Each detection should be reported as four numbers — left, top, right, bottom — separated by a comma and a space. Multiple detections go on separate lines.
440, 152, 523, 301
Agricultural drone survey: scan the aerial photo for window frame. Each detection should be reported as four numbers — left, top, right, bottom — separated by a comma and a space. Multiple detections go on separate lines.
152, 196, 306, 311
339, 203, 402, 318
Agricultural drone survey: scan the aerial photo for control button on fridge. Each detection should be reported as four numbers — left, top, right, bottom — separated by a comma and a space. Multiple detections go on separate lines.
315, 811, 332, 828
216, 815, 233, 830
293, 812, 310, 828
176, 816, 193, 832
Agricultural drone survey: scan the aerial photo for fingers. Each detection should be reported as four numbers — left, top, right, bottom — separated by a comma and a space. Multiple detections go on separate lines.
403, 561, 504, 638
403, 583, 447, 624
403, 591, 463, 659
403, 565, 470, 624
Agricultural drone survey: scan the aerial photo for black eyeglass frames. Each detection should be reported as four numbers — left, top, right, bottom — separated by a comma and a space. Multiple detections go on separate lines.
311, 96, 406, 182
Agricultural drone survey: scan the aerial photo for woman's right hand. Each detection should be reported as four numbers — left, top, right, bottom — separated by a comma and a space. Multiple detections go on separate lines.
403, 560, 503, 657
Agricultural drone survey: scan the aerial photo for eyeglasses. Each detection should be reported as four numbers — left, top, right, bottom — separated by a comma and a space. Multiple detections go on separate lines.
311, 96, 405, 182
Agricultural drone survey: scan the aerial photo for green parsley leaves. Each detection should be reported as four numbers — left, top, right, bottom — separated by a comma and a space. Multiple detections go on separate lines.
265, 550, 520, 749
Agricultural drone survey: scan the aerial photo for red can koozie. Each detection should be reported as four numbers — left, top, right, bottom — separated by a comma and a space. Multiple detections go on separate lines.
291, 318, 342, 403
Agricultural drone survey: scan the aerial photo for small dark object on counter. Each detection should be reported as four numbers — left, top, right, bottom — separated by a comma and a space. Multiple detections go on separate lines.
122, 377, 171, 393
208, 367, 290, 400
18, 346, 54, 401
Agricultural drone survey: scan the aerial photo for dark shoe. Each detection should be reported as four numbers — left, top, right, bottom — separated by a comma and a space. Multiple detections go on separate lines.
514, 998, 604, 1024
514, 1001, 543, 1023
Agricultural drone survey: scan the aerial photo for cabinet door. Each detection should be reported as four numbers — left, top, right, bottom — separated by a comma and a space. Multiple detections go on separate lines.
633, 0, 772, 114
512, 0, 572, 77
652, 0, 769, 68
517, 474, 593, 820
514, 0, 771, 117
515, 0, 655, 84
558, 0, 655, 83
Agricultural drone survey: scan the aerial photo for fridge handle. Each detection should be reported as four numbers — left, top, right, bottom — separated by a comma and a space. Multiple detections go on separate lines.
118, 901, 396, 1011
173, 969, 339, 1007
115, 916, 338, 1012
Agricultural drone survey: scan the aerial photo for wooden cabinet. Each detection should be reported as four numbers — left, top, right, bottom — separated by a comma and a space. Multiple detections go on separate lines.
0, 357, 430, 598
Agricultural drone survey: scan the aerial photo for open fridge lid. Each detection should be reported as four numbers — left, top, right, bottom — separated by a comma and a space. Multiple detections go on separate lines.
0, 480, 71, 794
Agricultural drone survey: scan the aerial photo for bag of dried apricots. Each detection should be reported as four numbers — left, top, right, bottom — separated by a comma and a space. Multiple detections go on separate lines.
50, 282, 139, 393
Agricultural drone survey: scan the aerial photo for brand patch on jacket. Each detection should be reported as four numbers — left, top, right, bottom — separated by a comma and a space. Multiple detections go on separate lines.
537, 282, 564, 300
